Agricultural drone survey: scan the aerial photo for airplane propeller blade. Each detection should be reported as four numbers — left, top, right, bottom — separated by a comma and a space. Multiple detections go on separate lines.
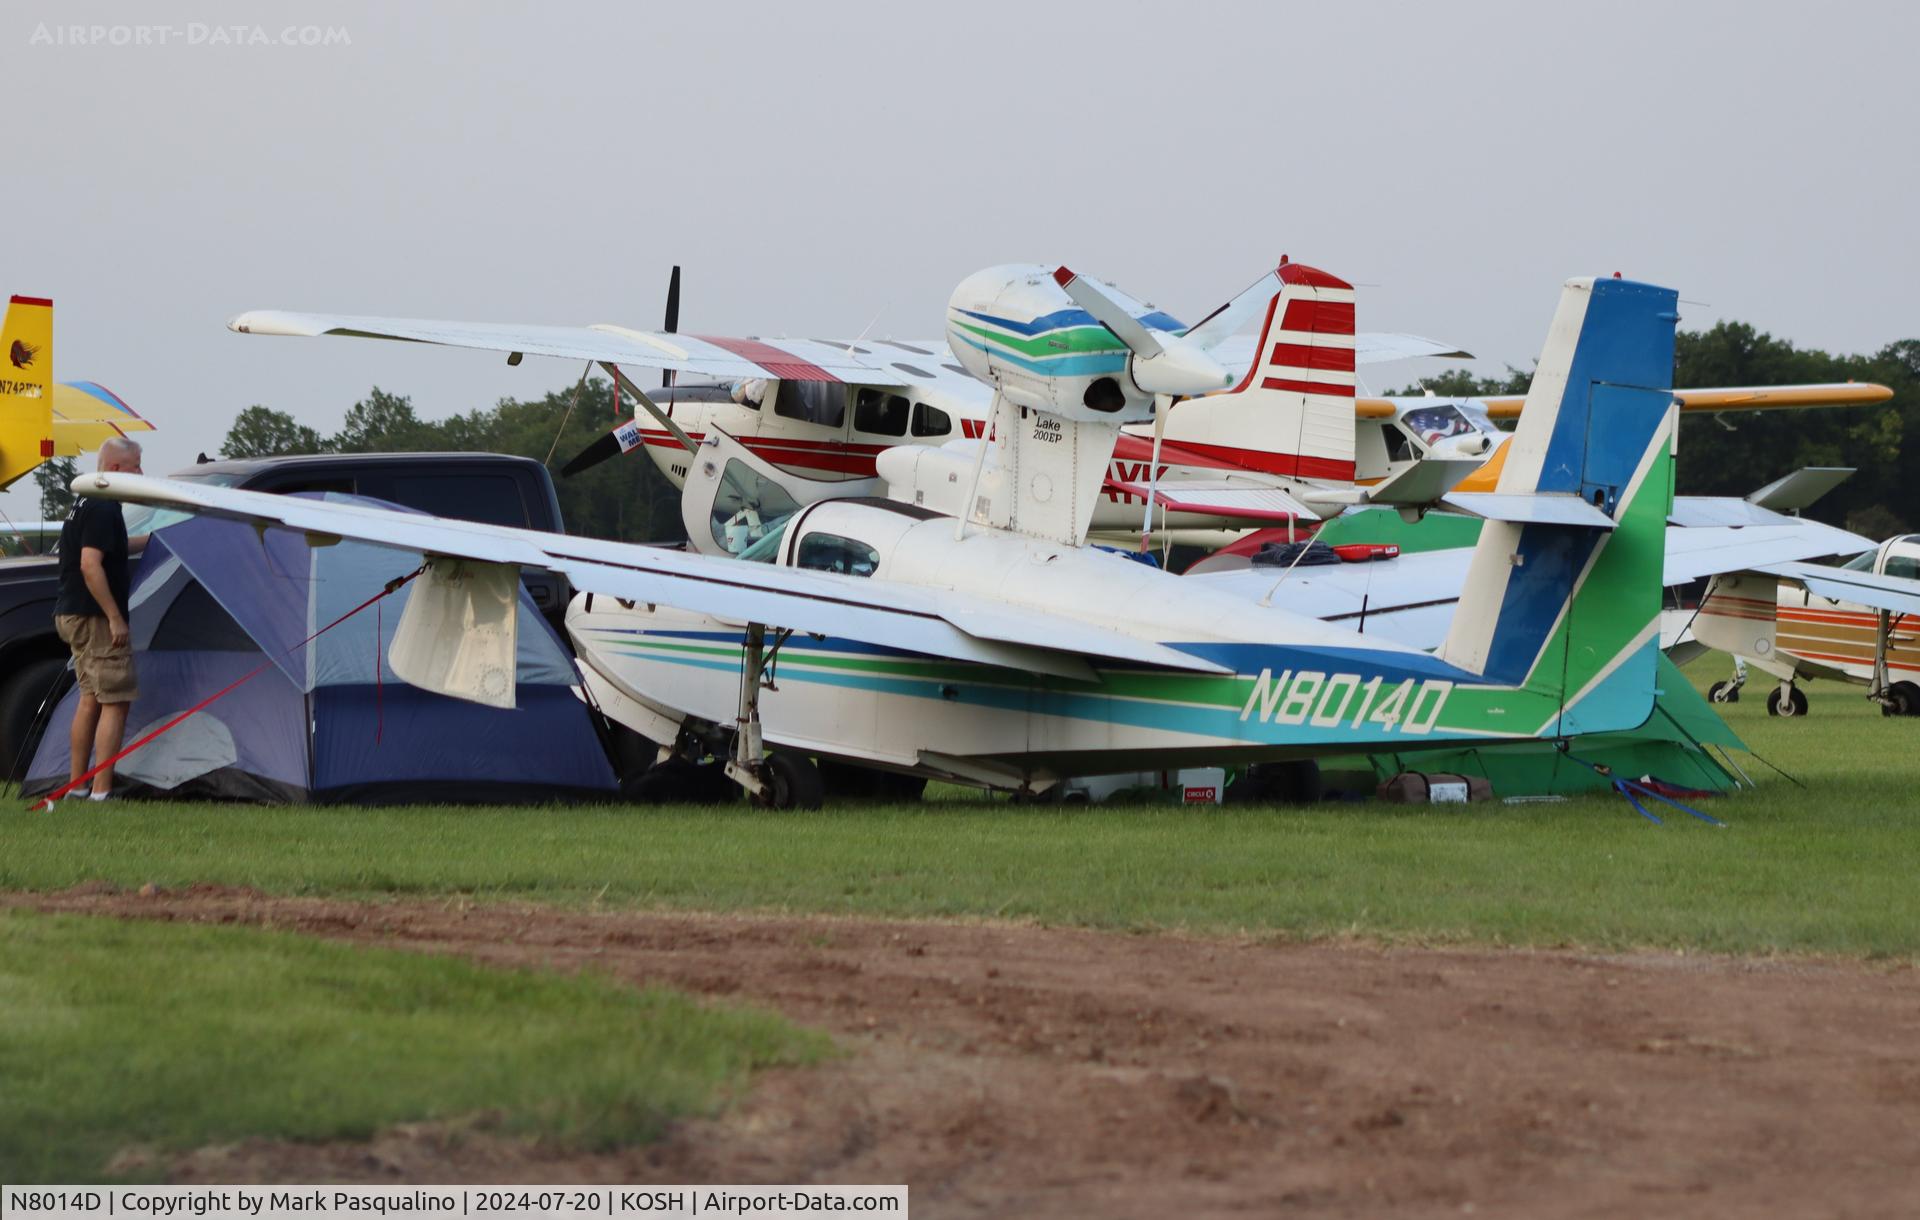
558, 361, 699, 477
1054, 266, 1232, 398
663, 264, 681, 390
1053, 266, 1166, 358
559, 429, 625, 478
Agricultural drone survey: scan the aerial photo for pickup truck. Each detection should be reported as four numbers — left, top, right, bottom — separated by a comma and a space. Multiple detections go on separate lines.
1, 452, 572, 780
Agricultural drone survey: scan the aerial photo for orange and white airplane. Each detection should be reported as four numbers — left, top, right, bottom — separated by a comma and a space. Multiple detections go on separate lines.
1693, 533, 1920, 718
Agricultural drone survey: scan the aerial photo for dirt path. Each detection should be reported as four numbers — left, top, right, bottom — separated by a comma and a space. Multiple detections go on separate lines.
11, 886, 1919, 1218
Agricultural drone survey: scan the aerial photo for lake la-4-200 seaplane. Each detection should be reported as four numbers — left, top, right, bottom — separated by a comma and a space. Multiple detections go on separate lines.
88, 261, 1685, 807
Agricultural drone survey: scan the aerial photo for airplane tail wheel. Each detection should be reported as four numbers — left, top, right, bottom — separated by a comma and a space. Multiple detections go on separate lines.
760, 752, 824, 810
1708, 681, 1740, 704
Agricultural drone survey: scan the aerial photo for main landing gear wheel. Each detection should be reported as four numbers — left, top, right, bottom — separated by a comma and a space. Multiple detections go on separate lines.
1766, 686, 1810, 718
1708, 680, 1740, 704
1881, 681, 1920, 717
1226, 760, 1323, 805
758, 752, 824, 810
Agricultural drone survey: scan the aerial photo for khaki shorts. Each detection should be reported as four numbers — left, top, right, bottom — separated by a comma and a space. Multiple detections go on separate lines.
55, 614, 139, 704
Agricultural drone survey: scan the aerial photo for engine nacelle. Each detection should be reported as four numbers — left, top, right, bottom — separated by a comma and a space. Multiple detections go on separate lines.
945, 264, 1176, 424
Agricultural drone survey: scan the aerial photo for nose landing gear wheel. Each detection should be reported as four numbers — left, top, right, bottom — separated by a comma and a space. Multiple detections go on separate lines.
1766, 686, 1809, 717
1707, 680, 1740, 704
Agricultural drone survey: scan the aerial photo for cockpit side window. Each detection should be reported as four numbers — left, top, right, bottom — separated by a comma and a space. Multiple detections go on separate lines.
1382, 422, 1418, 464
709, 459, 801, 560
774, 381, 847, 428
854, 388, 910, 437
912, 402, 953, 437
1403, 405, 1476, 447
1885, 554, 1920, 581
795, 532, 881, 578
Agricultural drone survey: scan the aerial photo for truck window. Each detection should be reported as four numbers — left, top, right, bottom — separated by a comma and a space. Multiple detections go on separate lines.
374, 474, 531, 528
854, 389, 910, 437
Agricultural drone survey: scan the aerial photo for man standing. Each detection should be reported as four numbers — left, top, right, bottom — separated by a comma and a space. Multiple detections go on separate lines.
54, 437, 142, 799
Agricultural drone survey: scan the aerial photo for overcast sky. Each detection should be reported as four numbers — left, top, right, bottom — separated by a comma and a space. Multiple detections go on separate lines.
6, 0, 1916, 518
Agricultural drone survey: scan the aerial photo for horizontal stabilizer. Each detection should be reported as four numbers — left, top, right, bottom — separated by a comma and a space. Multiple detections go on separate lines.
1745, 466, 1854, 512
1365, 457, 1484, 506
1440, 492, 1618, 528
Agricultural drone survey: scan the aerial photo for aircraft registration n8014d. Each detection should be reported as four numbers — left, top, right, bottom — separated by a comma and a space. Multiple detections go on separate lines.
90, 266, 1682, 805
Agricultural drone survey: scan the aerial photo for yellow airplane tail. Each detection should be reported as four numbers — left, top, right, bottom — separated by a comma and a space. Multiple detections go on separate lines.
1, 294, 55, 490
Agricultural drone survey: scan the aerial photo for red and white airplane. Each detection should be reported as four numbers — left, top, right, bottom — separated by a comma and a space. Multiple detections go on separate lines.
229, 265, 1891, 545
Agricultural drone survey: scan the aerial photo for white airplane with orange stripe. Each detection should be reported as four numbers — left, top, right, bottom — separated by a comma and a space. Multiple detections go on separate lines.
1692, 534, 1920, 718
228, 267, 1892, 545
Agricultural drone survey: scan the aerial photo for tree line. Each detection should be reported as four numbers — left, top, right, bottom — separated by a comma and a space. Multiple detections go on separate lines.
205, 318, 1917, 543
217, 378, 683, 542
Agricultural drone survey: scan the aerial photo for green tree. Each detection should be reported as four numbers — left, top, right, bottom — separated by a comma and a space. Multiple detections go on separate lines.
214, 380, 681, 543
1672, 323, 1914, 530
331, 388, 445, 453
32, 456, 78, 521
220, 405, 328, 459
1384, 367, 1533, 398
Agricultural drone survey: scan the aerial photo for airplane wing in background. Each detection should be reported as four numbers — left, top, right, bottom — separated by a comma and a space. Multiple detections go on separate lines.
52, 381, 154, 455
1477, 382, 1894, 420
1101, 477, 1319, 524
234, 307, 1470, 391
1188, 511, 1875, 652
75, 473, 1232, 694
230, 310, 921, 387
1754, 562, 1920, 617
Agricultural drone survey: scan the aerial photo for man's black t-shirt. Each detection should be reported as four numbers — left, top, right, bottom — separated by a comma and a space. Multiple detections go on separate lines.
55, 497, 131, 619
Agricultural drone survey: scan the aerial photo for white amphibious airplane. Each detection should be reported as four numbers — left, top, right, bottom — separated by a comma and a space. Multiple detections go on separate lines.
228, 268, 1889, 544
90, 263, 1686, 807
1689, 534, 1920, 718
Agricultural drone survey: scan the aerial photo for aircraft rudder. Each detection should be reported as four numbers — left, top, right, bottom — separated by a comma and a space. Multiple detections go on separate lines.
1159, 261, 1359, 484
1439, 275, 1679, 734
1, 294, 56, 490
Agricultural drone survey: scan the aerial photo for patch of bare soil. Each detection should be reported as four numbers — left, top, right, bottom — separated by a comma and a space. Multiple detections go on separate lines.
11, 886, 1919, 1218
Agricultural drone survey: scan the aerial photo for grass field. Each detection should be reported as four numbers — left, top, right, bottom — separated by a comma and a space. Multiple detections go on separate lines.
5, 661, 1916, 957
0, 909, 827, 1182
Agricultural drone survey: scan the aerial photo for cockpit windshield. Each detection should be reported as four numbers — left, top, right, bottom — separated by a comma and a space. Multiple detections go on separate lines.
709, 459, 800, 561
1402, 404, 1479, 447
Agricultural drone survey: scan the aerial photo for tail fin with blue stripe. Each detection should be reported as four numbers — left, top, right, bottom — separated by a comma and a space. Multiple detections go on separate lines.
1438, 275, 1678, 736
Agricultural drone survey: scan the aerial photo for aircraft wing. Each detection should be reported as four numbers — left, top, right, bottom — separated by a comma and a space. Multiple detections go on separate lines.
1186, 514, 1877, 652
230, 310, 912, 386
1102, 477, 1318, 523
74, 473, 1231, 687
1754, 562, 1920, 618
51, 381, 154, 456
1478, 382, 1893, 420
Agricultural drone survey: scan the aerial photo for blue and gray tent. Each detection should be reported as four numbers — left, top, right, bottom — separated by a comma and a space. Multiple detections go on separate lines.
24, 496, 615, 803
